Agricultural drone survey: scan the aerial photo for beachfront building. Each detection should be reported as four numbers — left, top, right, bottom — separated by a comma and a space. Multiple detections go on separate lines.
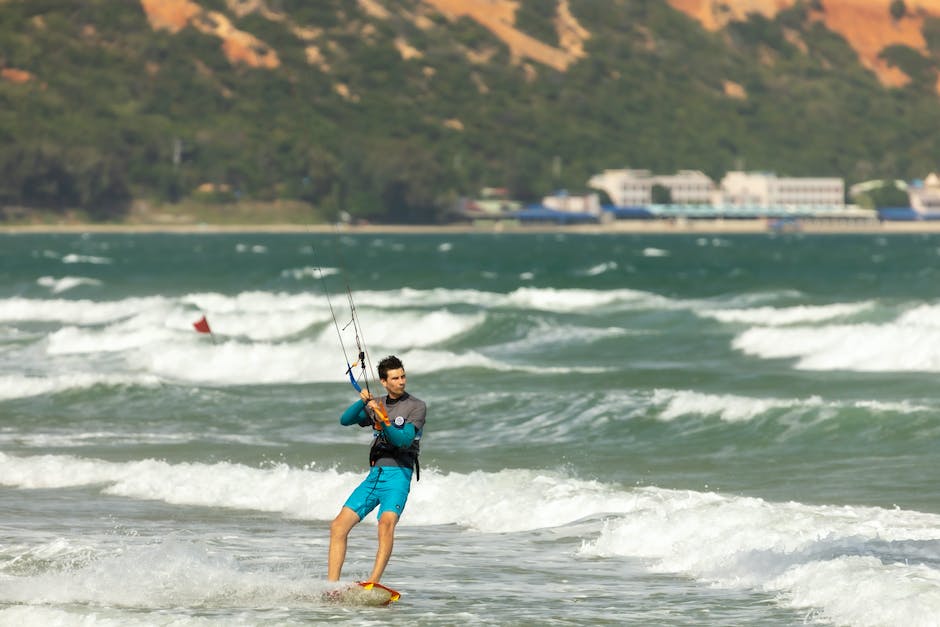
454, 187, 523, 217
589, 168, 845, 209
541, 190, 601, 215
586, 167, 864, 220
908, 173, 940, 215
719, 171, 845, 208
587, 168, 653, 206
655, 170, 717, 204
587, 169, 714, 206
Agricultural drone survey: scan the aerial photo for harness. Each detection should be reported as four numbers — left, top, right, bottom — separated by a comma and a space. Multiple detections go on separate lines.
369, 437, 421, 481
368, 393, 421, 481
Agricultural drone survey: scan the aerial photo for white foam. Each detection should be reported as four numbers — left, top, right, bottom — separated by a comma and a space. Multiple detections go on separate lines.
580, 488, 940, 627
48, 324, 178, 355
733, 322, 940, 372
0, 453, 348, 519
897, 302, 940, 327
0, 288, 499, 385
580, 262, 618, 276
0, 296, 167, 324
648, 389, 928, 424
0, 374, 161, 401
402, 348, 607, 377
0, 430, 277, 448
504, 286, 665, 312
139, 315, 491, 386
497, 318, 629, 354
0, 285, 675, 333
851, 399, 930, 413
723, 300, 940, 372
143, 338, 331, 384
0, 286, 738, 387
772, 555, 940, 626
3, 453, 939, 624
37, 276, 103, 294
0, 536, 324, 620
345, 310, 485, 349
651, 389, 818, 423
0, 606, 232, 627
702, 302, 874, 326
0, 453, 626, 533
280, 265, 339, 280
38, 342, 593, 390
234, 243, 268, 254
696, 237, 732, 247
407, 468, 635, 531
356, 286, 672, 312
61, 254, 111, 265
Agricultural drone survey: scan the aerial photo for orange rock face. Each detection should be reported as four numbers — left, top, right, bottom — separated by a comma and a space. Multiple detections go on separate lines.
422, 0, 588, 71
139, 0, 278, 68
667, 0, 940, 88
135, 0, 940, 90
1, 67, 34, 84
139, 0, 202, 33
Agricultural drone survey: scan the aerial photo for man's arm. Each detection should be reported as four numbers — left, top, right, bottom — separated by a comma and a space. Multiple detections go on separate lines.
382, 401, 425, 447
383, 422, 416, 447
340, 399, 371, 426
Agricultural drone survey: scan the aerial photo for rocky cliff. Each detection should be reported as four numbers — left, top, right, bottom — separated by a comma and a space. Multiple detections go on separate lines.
668, 0, 940, 88
134, 0, 940, 92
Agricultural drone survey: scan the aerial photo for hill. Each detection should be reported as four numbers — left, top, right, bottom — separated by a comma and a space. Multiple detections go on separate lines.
3, 0, 940, 223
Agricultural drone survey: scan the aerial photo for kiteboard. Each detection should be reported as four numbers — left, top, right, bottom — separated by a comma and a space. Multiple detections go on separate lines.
323, 581, 401, 606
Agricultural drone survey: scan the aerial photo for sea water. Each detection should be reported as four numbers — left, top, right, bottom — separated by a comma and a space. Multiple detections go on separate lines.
1, 231, 939, 626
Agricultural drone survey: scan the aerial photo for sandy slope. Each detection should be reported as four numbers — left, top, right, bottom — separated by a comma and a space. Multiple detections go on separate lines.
668, 0, 940, 88
132, 0, 940, 90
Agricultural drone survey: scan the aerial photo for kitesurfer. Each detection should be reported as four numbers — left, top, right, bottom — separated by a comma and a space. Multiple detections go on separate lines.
327, 355, 426, 584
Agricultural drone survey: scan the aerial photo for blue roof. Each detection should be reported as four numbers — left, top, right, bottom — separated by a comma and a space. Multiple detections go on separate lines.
875, 207, 940, 221
511, 206, 600, 224
603, 206, 653, 219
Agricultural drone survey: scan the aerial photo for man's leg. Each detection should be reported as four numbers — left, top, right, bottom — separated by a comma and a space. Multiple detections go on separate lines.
328, 506, 361, 581
366, 511, 399, 583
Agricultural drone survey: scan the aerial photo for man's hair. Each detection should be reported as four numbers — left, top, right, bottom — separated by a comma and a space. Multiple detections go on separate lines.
377, 355, 404, 380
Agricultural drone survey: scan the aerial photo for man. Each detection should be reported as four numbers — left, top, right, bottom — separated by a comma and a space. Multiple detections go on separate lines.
327, 355, 426, 584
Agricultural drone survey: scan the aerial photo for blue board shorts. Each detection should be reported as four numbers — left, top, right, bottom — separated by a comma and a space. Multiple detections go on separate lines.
344, 465, 414, 520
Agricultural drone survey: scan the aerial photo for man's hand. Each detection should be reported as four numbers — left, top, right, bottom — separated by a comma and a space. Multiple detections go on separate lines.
360, 390, 390, 428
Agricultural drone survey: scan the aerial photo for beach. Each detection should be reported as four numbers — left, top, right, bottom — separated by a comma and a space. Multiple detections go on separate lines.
4, 216, 940, 234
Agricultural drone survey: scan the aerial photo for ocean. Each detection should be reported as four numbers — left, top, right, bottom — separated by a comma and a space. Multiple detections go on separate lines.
1, 230, 939, 626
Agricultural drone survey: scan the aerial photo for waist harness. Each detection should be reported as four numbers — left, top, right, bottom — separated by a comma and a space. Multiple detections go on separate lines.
369, 437, 421, 481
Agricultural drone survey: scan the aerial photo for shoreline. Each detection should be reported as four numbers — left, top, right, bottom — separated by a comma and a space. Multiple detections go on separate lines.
5, 218, 940, 235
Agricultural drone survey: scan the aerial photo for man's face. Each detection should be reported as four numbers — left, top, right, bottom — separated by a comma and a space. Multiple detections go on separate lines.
381, 367, 406, 397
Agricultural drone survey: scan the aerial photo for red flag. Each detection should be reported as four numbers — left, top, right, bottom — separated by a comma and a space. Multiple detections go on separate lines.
193, 315, 212, 334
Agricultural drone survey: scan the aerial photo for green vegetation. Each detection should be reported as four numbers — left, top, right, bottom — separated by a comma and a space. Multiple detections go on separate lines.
853, 181, 911, 209
890, 0, 907, 21
2, 0, 940, 223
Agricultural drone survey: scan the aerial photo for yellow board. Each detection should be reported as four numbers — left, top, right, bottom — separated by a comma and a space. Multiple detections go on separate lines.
324, 581, 401, 606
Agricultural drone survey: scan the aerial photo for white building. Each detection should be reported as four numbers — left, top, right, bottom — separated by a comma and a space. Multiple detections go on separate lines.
719, 171, 844, 207
653, 170, 716, 204
908, 173, 940, 214
588, 168, 848, 216
587, 169, 652, 206
587, 169, 714, 207
541, 190, 601, 215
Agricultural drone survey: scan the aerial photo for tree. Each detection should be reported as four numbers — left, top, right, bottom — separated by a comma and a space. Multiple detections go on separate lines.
890, 0, 907, 21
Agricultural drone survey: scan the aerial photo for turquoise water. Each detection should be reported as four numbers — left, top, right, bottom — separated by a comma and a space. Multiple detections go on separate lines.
1, 231, 940, 625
